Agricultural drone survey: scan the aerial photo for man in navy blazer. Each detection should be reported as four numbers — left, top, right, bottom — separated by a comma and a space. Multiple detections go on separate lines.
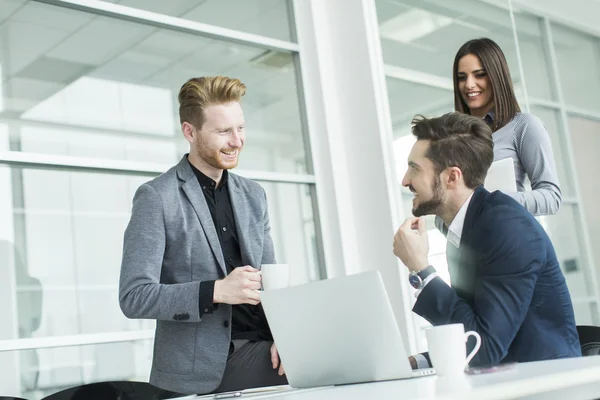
393, 112, 581, 369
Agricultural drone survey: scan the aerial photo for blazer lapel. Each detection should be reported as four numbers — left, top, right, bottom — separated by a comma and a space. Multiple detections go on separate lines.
228, 174, 256, 268
177, 157, 227, 276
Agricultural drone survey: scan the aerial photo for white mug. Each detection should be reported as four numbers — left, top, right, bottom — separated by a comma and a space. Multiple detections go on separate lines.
426, 323, 481, 376
260, 264, 290, 291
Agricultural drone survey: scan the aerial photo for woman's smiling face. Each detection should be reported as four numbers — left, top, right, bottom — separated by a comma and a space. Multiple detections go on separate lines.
457, 53, 494, 118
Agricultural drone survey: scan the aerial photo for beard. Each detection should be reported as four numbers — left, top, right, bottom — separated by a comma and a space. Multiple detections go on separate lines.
196, 139, 241, 170
412, 175, 444, 217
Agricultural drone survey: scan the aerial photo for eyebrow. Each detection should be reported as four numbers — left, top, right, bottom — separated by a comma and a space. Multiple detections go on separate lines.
457, 69, 486, 75
212, 122, 245, 130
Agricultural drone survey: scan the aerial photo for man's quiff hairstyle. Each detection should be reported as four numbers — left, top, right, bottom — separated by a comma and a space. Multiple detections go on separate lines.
178, 75, 246, 129
411, 112, 494, 189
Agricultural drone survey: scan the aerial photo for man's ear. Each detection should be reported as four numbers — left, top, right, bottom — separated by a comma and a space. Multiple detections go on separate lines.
182, 122, 195, 144
446, 166, 463, 188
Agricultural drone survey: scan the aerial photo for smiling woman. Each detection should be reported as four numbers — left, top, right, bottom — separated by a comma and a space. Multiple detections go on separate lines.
452, 38, 562, 217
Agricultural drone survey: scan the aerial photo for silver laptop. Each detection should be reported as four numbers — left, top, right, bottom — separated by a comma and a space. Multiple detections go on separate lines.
260, 270, 435, 388
485, 157, 517, 193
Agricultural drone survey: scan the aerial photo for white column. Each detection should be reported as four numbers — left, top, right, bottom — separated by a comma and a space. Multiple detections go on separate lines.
294, 0, 417, 352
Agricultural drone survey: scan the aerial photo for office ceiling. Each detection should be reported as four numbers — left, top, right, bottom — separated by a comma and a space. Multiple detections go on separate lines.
0, 0, 299, 143
492, 0, 600, 37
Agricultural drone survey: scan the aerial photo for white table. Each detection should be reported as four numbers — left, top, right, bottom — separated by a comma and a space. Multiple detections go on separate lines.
193, 356, 600, 400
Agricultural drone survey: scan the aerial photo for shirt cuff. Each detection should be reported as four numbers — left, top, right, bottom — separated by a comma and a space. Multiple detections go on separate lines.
414, 273, 438, 298
414, 353, 431, 369
199, 280, 216, 317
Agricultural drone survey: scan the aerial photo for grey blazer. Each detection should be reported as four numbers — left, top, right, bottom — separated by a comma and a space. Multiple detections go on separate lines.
119, 155, 275, 394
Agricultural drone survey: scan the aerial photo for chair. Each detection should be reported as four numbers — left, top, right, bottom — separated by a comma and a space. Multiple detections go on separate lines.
0, 397, 28, 400
576, 325, 600, 356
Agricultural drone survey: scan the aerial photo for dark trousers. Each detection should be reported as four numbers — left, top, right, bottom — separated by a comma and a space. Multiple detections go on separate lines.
155, 340, 288, 399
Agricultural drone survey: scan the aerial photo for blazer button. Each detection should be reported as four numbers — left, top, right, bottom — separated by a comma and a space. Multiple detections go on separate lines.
223, 320, 230, 328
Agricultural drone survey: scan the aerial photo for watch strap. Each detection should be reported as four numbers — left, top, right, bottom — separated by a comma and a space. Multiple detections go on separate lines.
417, 265, 436, 281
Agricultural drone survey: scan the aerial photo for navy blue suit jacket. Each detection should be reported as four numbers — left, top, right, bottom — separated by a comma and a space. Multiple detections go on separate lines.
414, 186, 581, 366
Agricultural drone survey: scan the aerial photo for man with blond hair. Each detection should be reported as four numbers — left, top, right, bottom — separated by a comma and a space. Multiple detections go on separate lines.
119, 76, 287, 397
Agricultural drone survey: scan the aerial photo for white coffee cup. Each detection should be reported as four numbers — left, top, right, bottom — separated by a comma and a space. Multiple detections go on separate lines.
260, 264, 290, 291
425, 323, 481, 376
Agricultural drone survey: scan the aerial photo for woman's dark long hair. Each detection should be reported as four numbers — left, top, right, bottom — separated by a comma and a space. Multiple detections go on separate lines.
453, 38, 521, 132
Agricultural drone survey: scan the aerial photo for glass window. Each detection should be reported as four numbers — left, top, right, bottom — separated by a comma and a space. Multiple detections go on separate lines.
0, 167, 154, 341
540, 204, 596, 321
105, 0, 295, 42
513, 13, 554, 101
1, 1, 307, 173
387, 78, 454, 136
0, 340, 152, 400
552, 23, 600, 110
572, 302, 595, 326
569, 115, 600, 303
0, 166, 320, 341
260, 182, 322, 286
529, 107, 574, 197
375, 0, 526, 94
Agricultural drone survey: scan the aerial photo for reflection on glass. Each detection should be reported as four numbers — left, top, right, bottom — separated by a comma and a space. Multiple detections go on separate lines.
23, 77, 175, 136
512, 13, 554, 100
0, 340, 153, 400
543, 204, 594, 311
387, 78, 453, 139
572, 302, 595, 326
106, 0, 295, 42
530, 107, 573, 196
375, 0, 523, 90
0, 1, 306, 173
569, 116, 600, 308
553, 24, 600, 110
261, 182, 321, 286
0, 166, 155, 341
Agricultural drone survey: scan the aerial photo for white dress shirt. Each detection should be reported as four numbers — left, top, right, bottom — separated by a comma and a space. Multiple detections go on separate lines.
415, 192, 474, 296
445, 191, 474, 250
413, 192, 474, 370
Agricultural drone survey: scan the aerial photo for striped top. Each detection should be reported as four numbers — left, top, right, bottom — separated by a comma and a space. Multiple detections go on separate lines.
488, 112, 562, 216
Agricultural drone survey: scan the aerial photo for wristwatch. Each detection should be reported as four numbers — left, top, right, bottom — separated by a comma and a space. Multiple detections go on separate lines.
408, 265, 436, 290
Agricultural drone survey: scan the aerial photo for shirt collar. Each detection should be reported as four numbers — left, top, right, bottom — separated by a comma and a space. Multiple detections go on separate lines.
187, 157, 228, 189
447, 192, 474, 248
484, 110, 495, 127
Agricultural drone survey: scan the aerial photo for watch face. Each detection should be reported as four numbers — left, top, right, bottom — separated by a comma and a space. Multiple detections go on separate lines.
408, 273, 422, 290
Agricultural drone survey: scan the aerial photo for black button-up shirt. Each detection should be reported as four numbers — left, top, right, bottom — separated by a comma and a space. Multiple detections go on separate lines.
189, 159, 271, 341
